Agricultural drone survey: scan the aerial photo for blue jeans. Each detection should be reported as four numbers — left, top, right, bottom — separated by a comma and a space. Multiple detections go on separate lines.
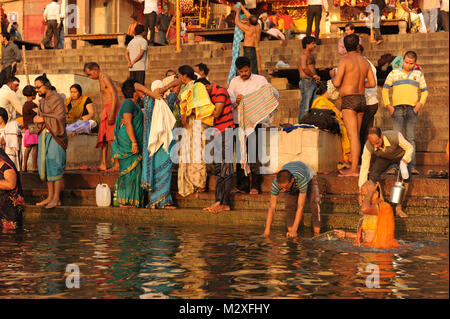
298, 78, 317, 123
392, 105, 418, 168
158, 31, 167, 44
423, 8, 439, 32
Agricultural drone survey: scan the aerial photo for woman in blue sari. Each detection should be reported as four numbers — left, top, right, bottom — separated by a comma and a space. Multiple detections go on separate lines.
136, 81, 177, 209
111, 80, 145, 208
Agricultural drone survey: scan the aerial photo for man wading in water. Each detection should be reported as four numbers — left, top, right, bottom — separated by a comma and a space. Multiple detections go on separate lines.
332, 33, 376, 177
232, 4, 261, 75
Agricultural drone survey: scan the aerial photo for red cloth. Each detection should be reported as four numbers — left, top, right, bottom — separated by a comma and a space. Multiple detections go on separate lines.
96, 100, 119, 148
282, 15, 293, 29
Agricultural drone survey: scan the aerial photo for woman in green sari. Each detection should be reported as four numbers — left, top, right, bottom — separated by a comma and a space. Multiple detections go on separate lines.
112, 80, 144, 208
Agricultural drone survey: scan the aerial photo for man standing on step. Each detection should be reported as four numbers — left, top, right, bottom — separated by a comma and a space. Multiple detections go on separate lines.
306, 0, 329, 45
83, 62, 119, 171
156, 5, 171, 44
232, 4, 261, 75
358, 44, 378, 158
138, 0, 159, 45
126, 24, 148, 85
359, 127, 414, 218
41, 0, 62, 49
228, 56, 279, 195
298, 35, 320, 123
263, 161, 322, 238
0, 34, 22, 88
197, 78, 235, 214
332, 34, 376, 177
382, 50, 428, 176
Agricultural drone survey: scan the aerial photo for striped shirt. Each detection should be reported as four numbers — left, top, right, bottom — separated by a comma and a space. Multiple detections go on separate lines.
271, 161, 316, 196
210, 83, 235, 133
382, 68, 428, 107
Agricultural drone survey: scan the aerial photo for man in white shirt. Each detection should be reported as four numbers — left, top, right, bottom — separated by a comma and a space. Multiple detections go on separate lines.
228, 56, 279, 195
125, 24, 148, 85
423, 0, 441, 32
0, 77, 22, 121
358, 44, 378, 158
306, 0, 329, 45
42, 0, 61, 49
137, 0, 159, 45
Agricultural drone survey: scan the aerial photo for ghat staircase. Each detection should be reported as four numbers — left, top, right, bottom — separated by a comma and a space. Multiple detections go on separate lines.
16, 32, 449, 234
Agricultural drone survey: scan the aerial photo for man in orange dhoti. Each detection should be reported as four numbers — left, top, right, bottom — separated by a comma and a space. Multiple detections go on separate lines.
84, 62, 120, 171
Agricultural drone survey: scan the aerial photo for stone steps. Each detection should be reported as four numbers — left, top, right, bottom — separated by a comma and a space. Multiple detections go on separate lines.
22, 204, 449, 234
21, 169, 449, 198
23, 188, 449, 217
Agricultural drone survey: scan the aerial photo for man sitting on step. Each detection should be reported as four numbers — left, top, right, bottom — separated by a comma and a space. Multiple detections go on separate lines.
263, 161, 321, 238
359, 127, 413, 218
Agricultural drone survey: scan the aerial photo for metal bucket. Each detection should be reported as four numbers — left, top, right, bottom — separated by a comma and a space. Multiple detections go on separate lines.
390, 181, 405, 204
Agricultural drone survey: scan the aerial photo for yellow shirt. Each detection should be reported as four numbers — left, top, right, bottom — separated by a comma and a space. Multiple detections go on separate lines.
382, 68, 428, 107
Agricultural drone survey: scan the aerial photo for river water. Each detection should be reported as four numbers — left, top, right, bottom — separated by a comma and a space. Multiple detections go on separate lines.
0, 220, 448, 299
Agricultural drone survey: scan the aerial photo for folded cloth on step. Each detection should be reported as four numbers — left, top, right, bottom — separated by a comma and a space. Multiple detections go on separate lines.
66, 120, 91, 133
238, 84, 279, 175
282, 124, 317, 133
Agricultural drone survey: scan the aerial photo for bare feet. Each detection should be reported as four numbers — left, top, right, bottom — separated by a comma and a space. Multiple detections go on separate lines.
211, 205, 231, 214
45, 201, 61, 209
203, 202, 220, 211
107, 165, 120, 173
36, 198, 52, 206
249, 188, 259, 195
196, 187, 206, 193
338, 168, 359, 177
231, 188, 246, 194
163, 205, 177, 210
97, 164, 107, 171
376, 40, 383, 45
396, 207, 408, 218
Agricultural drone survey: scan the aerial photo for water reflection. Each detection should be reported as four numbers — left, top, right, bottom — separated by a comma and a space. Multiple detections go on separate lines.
0, 221, 447, 299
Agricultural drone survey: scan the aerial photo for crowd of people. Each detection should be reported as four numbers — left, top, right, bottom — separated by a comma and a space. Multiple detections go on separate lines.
0, 2, 443, 248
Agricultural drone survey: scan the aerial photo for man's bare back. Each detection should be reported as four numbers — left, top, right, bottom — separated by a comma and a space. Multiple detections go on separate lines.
233, 6, 260, 48
334, 52, 372, 97
243, 24, 260, 47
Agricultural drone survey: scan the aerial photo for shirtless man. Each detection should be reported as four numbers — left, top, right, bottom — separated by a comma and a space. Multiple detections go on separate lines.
233, 4, 261, 75
83, 62, 120, 171
332, 34, 376, 177
298, 35, 320, 123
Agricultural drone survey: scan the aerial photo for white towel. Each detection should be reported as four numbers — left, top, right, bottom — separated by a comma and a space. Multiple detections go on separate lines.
5, 120, 21, 170
147, 80, 176, 156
